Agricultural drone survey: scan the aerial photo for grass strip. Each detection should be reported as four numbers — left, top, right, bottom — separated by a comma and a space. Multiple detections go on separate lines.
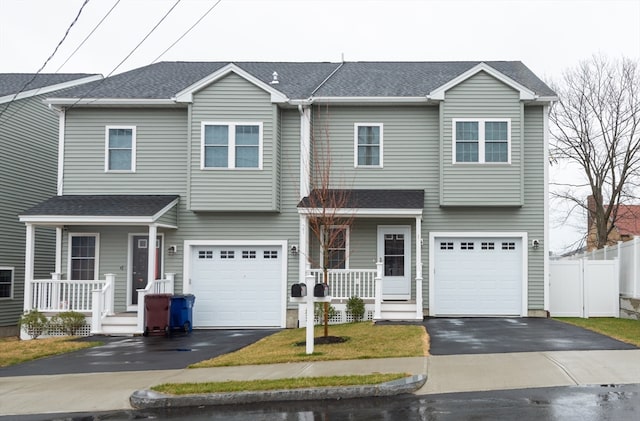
0, 337, 101, 367
191, 322, 427, 367
152, 373, 410, 395
555, 317, 640, 347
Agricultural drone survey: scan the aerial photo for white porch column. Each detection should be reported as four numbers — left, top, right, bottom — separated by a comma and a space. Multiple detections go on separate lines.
299, 214, 310, 282
415, 217, 423, 319
147, 224, 158, 286
23, 223, 35, 311
374, 258, 383, 319
55, 226, 63, 274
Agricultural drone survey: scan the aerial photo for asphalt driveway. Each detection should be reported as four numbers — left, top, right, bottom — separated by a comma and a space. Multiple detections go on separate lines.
0, 329, 279, 377
425, 318, 637, 355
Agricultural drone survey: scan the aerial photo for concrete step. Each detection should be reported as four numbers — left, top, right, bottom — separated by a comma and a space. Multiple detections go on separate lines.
381, 302, 417, 312
378, 302, 422, 321
100, 324, 138, 336
102, 315, 137, 326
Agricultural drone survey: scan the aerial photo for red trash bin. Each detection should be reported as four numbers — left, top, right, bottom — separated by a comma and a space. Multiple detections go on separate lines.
143, 293, 171, 337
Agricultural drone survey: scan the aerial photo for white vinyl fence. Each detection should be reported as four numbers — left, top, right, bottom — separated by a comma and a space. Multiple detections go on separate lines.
550, 259, 619, 317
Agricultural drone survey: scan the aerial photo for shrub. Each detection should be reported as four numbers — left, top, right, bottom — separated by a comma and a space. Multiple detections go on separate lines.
20, 310, 48, 339
346, 296, 365, 321
314, 302, 337, 324
50, 311, 87, 336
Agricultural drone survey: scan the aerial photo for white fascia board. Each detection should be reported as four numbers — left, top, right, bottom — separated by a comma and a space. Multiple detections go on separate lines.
0, 75, 102, 104
19, 215, 158, 225
172, 63, 288, 103
44, 98, 179, 107
429, 63, 536, 101
310, 96, 431, 104
297, 207, 423, 217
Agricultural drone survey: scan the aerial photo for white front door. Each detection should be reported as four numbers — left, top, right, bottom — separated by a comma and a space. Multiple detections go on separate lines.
377, 226, 411, 299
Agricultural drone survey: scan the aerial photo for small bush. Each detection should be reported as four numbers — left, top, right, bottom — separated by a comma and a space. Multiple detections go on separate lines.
346, 296, 365, 322
20, 310, 48, 339
314, 302, 337, 324
50, 311, 87, 336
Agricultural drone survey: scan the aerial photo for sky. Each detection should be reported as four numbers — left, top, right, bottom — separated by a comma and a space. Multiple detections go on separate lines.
1, 0, 639, 252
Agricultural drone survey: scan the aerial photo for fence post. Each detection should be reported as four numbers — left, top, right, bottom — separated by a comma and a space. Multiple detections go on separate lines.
634, 237, 639, 298
581, 258, 588, 318
603, 245, 608, 260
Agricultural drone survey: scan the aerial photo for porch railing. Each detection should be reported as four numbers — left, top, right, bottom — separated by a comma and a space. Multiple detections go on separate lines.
307, 269, 378, 299
30, 274, 106, 312
91, 274, 115, 334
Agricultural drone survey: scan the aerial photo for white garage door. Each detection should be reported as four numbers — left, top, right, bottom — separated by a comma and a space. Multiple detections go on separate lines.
190, 245, 283, 327
433, 237, 523, 316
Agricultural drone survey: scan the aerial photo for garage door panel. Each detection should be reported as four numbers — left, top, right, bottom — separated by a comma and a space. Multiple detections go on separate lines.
434, 237, 522, 316
191, 245, 283, 327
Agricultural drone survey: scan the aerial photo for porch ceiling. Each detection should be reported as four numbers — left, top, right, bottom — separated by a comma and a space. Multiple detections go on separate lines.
297, 189, 424, 217
19, 195, 180, 227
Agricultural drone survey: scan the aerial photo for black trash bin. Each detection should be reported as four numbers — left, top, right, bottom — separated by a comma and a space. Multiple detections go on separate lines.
143, 293, 172, 336
170, 294, 195, 333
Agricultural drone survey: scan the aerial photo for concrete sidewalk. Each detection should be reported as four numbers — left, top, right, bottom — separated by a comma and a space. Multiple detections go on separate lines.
2, 350, 640, 416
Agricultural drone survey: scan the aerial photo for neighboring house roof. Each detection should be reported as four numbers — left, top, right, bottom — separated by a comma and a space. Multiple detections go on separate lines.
21, 195, 179, 217
610, 205, 640, 236
298, 189, 425, 209
0, 73, 101, 101
46, 61, 555, 103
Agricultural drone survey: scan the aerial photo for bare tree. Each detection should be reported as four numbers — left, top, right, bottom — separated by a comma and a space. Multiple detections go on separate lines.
305, 104, 356, 338
550, 55, 640, 251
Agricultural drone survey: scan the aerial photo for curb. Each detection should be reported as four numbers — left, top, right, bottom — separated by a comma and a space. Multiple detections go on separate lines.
130, 374, 427, 409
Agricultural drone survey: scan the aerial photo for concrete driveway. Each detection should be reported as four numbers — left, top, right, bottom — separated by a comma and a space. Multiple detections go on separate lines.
425, 318, 637, 355
0, 329, 279, 376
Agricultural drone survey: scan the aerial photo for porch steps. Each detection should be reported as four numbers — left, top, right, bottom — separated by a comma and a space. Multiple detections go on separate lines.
377, 301, 423, 322
100, 313, 139, 336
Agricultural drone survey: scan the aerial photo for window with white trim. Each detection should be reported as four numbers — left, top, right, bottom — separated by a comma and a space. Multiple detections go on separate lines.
354, 123, 383, 167
0, 267, 14, 299
321, 225, 349, 269
453, 119, 510, 163
202, 122, 263, 169
105, 126, 136, 171
69, 235, 99, 280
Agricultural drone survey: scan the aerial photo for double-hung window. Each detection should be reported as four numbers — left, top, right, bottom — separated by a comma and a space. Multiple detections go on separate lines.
202, 122, 263, 169
354, 123, 383, 167
105, 126, 136, 171
321, 226, 349, 269
453, 119, 510, 164
69, 234, 99, 281
0, 267, 14, 299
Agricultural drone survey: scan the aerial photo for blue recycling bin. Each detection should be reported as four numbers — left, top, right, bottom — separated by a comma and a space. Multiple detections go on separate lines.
170, 294, 195, 333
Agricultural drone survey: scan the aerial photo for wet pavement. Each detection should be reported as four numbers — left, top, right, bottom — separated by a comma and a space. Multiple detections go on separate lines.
424, 318, 638, 355
6, 384, 640, 420
0, 329, 279, 376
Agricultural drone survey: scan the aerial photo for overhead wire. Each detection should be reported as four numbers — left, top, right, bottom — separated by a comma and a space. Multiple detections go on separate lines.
0, 0, 91, 122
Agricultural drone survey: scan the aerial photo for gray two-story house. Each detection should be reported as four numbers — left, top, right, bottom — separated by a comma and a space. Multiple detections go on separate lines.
0, 73, 100, 336
19, 61, 556, 335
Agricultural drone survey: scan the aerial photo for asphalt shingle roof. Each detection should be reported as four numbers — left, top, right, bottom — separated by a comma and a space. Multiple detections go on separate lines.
50, 61, 555, 100
298, 189, 425, 209
0, 73, 97, 98
21, 195, 179, 217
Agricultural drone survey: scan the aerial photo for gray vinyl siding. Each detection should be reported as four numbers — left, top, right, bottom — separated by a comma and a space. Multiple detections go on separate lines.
189, 73, 279, 211
440, 71, 523, 206
0, 95, 57, 328
63, 108, 188, 195
157, 205, 178, 228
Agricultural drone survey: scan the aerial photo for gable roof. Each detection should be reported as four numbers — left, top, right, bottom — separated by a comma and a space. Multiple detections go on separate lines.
298, 189, 425, 209
45, 61, 555, 105
0, 73, 101, 102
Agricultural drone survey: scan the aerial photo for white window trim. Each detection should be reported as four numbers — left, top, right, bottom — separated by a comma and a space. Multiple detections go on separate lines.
105, 126, 136, 172
0, 266, 14, 299
200, 121, 264, 170
67, 233, 100, 281
354, 123, 384, 168
452, 118, 511, 164
319, 225, 350, 270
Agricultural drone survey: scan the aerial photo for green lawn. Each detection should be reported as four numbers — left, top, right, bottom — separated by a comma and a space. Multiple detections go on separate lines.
555, 317, 640, 346
0, 337, 101, 367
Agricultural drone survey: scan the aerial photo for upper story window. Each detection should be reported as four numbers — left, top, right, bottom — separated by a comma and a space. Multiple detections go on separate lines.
105, 126, 136, 172
201, 122, 263, 169
453, 119, 510, 164
0, 267, 14, 299
354, 123, 383, 168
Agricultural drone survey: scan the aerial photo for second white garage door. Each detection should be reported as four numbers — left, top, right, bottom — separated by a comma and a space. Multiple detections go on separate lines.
190, 245, 284, 327
433, 237, 524, 316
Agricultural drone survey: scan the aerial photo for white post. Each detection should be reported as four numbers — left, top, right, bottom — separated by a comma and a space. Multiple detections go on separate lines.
23, 223, 35, 312
415, 217, 423, 320
299, 106, 311, 199
166, 273, 175, 294
634, 237, 639, 298
55, 226, 63, 274
91, 288, 102, 334
604, 245, 609, 260
305, 273, 315, 355
581, 258, 588, 318
51, 272, 62, 310
137, 288, 146, 334
299, 214, 309, 287
374, 258, 383, 319
105, 273, 115, 315
147, 225, 158, 287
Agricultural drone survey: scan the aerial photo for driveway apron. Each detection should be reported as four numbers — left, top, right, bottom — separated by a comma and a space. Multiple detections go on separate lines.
424, 318, 637, 355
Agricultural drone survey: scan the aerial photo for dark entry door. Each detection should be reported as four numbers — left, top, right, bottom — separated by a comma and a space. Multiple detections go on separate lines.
131, 235, 162, 305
